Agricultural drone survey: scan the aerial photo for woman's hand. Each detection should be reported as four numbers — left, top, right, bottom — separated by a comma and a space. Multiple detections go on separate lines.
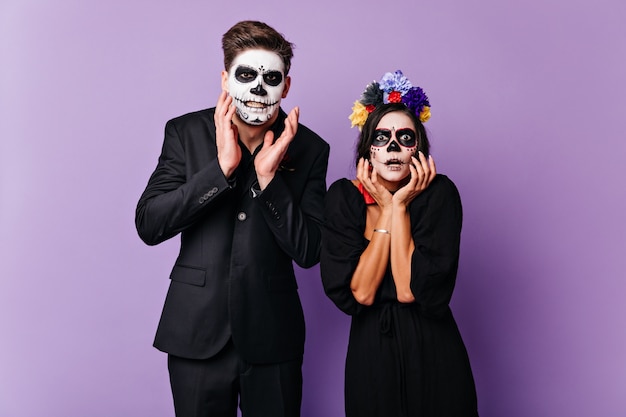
214, 91, 241, 179
392, 152, 437, 207
356, 157, 393, 209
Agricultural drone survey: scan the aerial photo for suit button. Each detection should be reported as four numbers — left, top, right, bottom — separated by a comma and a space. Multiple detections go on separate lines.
199, 196, 206, 203
237, 212, 247, 221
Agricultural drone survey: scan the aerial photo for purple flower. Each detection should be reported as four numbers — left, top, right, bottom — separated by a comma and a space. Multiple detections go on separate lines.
401, 86, 430, 114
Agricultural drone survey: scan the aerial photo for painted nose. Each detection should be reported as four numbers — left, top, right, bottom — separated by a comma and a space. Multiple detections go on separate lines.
250, 83, 267, 96
387, 140, 401, 152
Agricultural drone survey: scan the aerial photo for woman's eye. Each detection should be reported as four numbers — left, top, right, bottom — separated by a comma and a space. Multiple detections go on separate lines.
373, 136, 390, 146
373, 129, 392, 146
396, 129, 416, 146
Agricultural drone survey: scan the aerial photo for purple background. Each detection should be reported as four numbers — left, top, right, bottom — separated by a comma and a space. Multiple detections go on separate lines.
2, 0, 625, 416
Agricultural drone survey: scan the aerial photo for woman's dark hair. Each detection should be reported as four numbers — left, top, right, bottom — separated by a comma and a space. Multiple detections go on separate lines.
355, 103, 430, 167
222, 20, 295, 76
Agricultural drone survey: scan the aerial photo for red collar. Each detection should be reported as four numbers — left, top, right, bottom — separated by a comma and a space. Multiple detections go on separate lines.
357, 182, 376, 205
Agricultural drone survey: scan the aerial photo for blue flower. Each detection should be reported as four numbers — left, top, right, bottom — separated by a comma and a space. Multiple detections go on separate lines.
378, 70, 412, 95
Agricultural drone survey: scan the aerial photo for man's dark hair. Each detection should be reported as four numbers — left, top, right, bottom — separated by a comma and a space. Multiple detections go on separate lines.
222, 20, 295, 75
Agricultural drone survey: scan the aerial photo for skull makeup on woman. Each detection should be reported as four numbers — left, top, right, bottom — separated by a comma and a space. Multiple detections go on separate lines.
225, 49, 289, 126
369, 111, 418, 185
321, 70, 479, 417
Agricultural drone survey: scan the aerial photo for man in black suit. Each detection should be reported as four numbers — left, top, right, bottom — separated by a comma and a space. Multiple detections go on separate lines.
135, 20, 329, 417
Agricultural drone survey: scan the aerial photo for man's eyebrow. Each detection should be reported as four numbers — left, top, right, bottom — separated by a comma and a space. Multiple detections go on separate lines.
236, 65, 256, 70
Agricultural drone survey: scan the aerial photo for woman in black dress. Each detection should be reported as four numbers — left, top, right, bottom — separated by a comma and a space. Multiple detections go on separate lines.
321, 70, 478, 417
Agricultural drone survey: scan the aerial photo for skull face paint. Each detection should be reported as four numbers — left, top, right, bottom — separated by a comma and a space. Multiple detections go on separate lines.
226, 49, 286, 126
369, 112, 418, 184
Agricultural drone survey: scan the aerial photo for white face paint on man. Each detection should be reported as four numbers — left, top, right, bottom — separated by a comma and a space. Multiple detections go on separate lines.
226, 49, 287, 126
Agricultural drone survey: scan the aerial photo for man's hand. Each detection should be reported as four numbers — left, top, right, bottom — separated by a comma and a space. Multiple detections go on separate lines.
214, 91, 241, 179
254, 106, 299, 190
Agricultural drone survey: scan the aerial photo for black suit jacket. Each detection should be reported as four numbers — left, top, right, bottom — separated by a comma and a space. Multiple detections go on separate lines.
136, 108, 329, 363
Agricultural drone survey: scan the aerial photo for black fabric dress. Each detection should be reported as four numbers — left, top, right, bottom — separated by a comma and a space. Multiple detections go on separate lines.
320, 175, 478, 417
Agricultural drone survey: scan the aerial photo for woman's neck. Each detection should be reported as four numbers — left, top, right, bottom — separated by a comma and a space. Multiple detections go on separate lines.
377, 175, 410, 193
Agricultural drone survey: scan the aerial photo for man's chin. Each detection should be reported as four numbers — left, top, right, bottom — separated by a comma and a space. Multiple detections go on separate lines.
237, 108, 264, 126
235, 107, 279, 127
237, 112, 270, 127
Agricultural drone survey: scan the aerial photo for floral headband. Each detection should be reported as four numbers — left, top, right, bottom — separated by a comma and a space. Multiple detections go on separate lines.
349, 70, 431, 130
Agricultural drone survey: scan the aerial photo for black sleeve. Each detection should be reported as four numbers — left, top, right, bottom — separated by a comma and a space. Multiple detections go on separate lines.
135, 117, 231, 245
255, 142, 330, 268
409, 175, 463, 318
320, 180, 367, 315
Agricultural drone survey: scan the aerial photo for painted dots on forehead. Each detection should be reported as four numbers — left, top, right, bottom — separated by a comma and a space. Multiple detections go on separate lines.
230, 49, 285, 74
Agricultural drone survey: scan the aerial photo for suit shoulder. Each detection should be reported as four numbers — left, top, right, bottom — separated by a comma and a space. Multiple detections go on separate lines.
166, 108, 215, 128
294, 123, 329, 152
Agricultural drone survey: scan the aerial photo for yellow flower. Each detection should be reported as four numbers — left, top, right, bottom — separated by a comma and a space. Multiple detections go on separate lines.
419, 106, 431, 123
349, 101, 369, 129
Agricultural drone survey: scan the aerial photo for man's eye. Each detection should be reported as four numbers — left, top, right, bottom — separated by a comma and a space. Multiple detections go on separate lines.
239, 72, 255, 80
234, 67, 258, 83
263, 71, 283, 87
